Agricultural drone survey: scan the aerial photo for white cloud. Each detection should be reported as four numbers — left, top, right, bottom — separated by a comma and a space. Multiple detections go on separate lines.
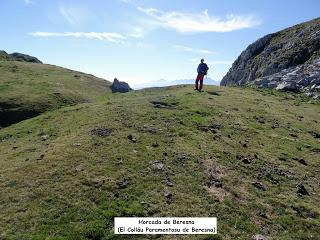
59, 4, 93, 25
30, 32, 125, 43
174, 45, 217, 55
138, 7, 260, 33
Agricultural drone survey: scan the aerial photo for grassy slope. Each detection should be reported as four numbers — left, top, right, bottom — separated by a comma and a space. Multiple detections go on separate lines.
0, 60, 111, 126
0, 85, 319, 240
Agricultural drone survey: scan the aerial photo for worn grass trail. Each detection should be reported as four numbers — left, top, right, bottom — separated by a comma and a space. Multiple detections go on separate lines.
0, 85, 319, 239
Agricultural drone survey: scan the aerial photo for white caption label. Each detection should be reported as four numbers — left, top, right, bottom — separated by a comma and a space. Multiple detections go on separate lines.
114, 217, 217, 234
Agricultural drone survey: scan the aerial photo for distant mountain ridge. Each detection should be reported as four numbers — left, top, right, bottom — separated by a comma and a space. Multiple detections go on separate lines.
133, 77, 220, 89
221, 17, 320, 97
0, 50, 42, 63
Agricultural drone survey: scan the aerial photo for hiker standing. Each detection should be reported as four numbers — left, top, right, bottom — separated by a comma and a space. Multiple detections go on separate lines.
195, 59, 209, 92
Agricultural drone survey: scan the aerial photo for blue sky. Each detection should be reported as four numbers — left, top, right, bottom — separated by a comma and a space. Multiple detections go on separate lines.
1, 0, 319, 87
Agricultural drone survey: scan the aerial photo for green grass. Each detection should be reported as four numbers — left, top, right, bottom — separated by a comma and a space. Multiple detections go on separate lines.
0, 60, 111, 126
0, 84, 319, 240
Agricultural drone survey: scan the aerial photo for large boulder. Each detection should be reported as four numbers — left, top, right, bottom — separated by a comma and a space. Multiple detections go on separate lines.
110, 78, 132, 93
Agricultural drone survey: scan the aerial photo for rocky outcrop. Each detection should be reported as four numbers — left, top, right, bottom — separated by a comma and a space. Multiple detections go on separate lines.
254, 58, 320, 97
9, 52, 42, 63
0, 50, 42, 63
110, 78, 132, 93
221, 18, 320, 96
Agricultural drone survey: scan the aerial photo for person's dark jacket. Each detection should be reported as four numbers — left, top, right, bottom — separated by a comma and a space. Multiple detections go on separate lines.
197, 63, 209, 75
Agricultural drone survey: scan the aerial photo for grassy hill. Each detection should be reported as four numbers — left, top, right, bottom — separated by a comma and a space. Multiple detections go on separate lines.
0, 84, 319, 239
0, 59, 111, 127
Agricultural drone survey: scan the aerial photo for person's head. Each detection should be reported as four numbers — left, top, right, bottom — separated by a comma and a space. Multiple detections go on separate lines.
201, 59, 204, 63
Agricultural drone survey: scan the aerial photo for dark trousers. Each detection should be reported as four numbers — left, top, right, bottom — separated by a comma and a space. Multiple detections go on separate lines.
195, 74, 204, 90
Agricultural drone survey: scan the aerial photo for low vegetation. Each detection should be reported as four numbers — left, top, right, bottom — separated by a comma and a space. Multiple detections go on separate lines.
0, 60, 111, 127
1, 84, 319, 239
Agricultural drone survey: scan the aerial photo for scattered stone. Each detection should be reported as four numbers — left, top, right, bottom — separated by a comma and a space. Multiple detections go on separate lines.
110, 78, 132, 93
117, 179, 129, 189
197, 125, 208, 132
127, 134, 137, 143
251, 234, 268, 240
297, 183, 309, 196
236, 154, 252, 164
164, 177, 174, 187
289, 133, 298, 138
150, 161, 164, 170
308, 131, 320, 139
91, 127, 113, 137
0, 134, 12, 142
40, 135, 49, 141
210, 123, 224, 130
252, 182, 266, 191
37, 154, 45, 160
242, 158, 251, 164
164, 191, 173, 204
273, 167, 291, 177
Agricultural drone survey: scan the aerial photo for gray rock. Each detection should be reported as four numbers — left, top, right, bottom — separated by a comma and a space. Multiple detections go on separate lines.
117, 179, 129, 189
9, 52, 42, 63
111, 78, 132, 93
298, 77, 312, 87
305, 91, 315, 97
252, 182, 266, 191
251, 235, 268, 240
164, 191, 173, 204
276, 81, 299, 92
297, 183, 309, 196
310, 78, 320, 86
150, 161, 164, 170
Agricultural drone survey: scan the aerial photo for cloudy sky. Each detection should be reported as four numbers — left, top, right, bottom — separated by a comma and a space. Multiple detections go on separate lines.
1, 0, 319, 87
